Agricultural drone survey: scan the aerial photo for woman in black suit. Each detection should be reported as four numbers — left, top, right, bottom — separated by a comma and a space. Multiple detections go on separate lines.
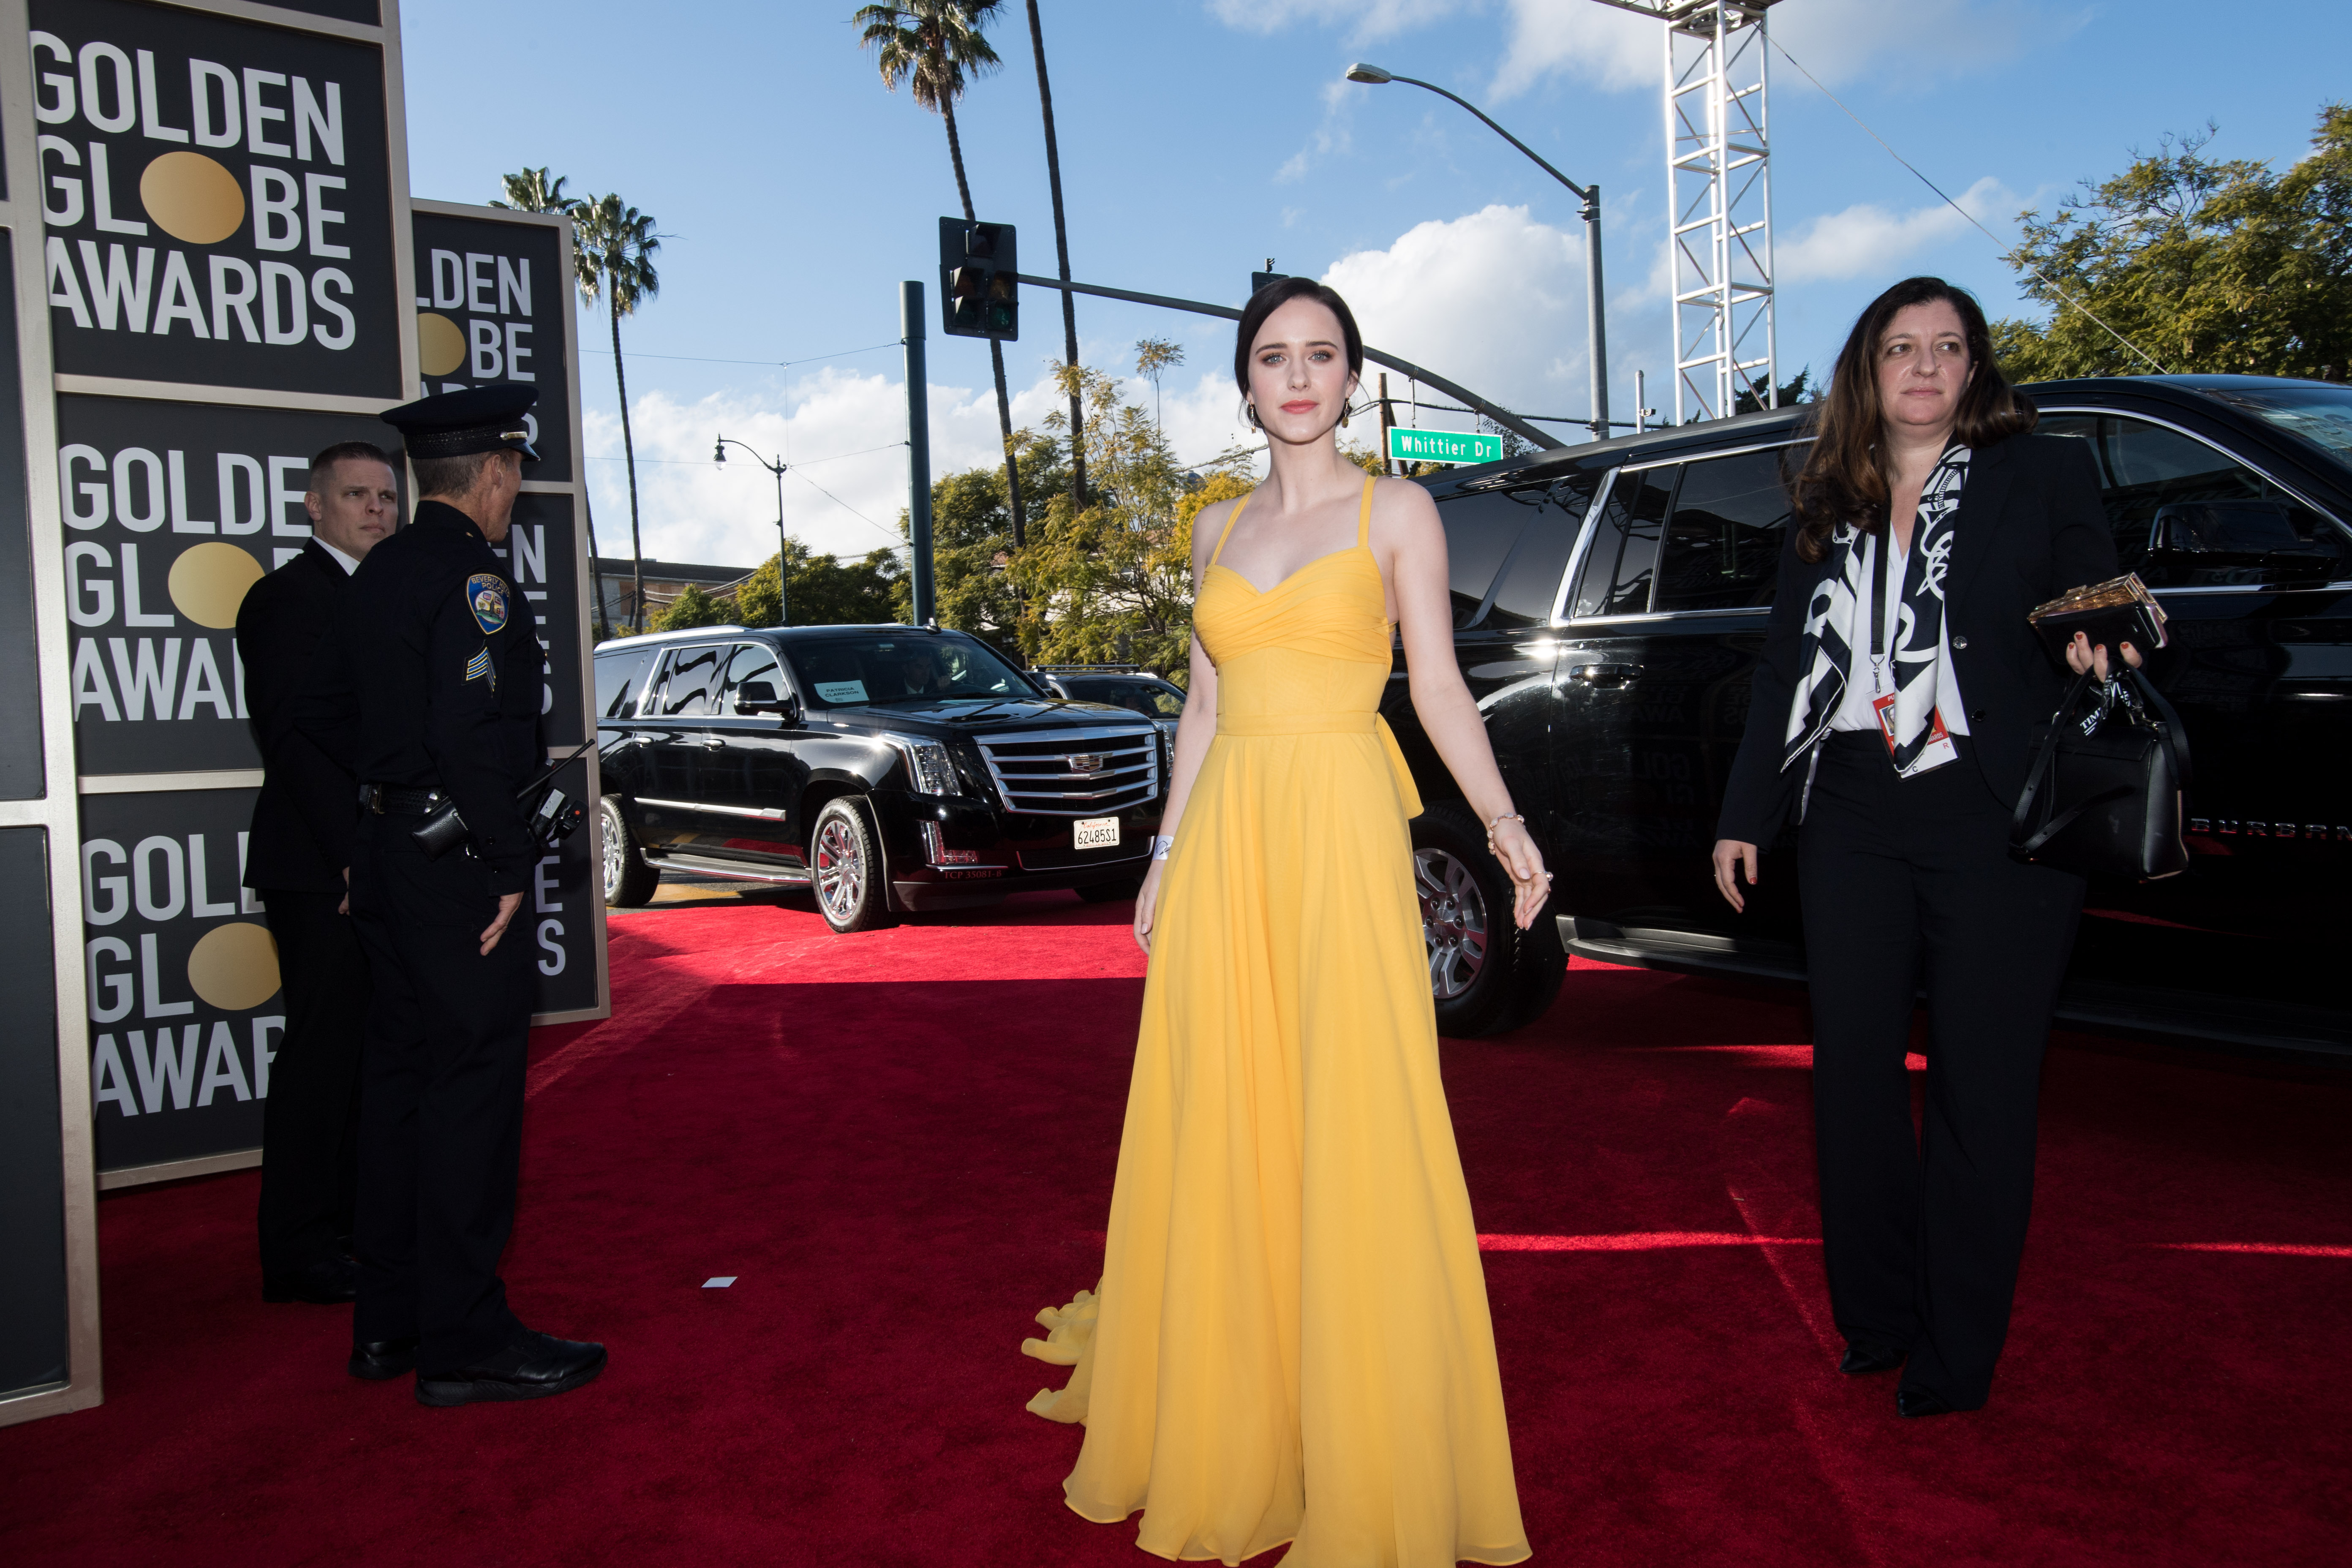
1712, 276, 2139, 1418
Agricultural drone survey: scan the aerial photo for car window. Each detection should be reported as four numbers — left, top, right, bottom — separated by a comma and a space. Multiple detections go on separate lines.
1133, 681, 1185, 718
786, 633, 1041, 706
592, 647, 656, 720
720, 643, 788, 715
1483, 480, 1591, 628
651, 644, 727, 718
1432, 489, 1537, 628
1652, 446, 1796, 612
2039, 413, 2350, 585
1571, 466, 1674, 618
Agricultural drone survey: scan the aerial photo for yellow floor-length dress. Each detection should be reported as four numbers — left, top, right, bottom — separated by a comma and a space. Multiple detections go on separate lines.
1024, 478, 1531, 1567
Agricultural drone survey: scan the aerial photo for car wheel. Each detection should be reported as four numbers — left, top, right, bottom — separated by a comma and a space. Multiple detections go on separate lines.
1411, 801, 1565, 1038
599, 797, 660, 908
811, 798, 895, 934
1077, 877, 1143, 904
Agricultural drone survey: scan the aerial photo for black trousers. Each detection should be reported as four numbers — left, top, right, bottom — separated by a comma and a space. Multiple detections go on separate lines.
255, 887, 367, 1273
348, 813, 535, 1373
1798, 731, 2083, 1410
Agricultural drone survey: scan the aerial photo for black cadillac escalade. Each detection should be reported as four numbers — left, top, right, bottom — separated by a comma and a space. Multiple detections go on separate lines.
592, 625, 1165, 931
1389, 375, 2352, 1058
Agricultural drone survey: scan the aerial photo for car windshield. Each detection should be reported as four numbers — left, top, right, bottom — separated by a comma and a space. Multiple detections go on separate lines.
2201, 383, 2352, 465
785, 633, 1042, 708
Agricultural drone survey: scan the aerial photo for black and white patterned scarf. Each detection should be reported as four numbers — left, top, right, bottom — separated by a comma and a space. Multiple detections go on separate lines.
1782, 444, 1969, 778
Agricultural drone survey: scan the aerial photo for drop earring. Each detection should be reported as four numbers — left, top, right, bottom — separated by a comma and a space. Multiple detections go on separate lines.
1245, 401, 1261, 428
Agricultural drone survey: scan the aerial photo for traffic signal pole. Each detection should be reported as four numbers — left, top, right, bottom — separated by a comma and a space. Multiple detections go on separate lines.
1008, 272, 1565, 452
902, 280, 936, 627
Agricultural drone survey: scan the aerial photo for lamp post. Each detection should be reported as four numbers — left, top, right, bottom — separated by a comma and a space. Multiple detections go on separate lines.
1345, 63, 1610, 442
713, 436, 789, 626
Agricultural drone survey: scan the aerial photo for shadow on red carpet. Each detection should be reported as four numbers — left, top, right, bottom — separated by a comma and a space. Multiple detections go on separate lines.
4, 891, 2346, 1566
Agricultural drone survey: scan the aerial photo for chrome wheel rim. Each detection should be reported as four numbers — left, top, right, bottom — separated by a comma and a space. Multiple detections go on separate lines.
600, 808, 625, 898
814, 814, 864, 924
1415, 847, 1488, 1001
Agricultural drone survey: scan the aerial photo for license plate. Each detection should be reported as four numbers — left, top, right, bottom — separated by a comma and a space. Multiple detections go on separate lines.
1073, 817, 1120, 850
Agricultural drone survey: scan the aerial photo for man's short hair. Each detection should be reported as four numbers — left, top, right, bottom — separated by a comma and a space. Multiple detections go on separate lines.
411, 449, 502, 499
307, 440, 394, 492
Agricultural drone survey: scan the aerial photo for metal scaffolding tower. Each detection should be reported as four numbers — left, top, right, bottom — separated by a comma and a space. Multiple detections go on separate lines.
1663, 1, 1778, 422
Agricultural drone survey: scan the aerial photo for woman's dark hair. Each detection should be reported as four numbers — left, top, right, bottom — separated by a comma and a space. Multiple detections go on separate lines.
1232, 276, 1364, 403
1790, 275, 2036, 563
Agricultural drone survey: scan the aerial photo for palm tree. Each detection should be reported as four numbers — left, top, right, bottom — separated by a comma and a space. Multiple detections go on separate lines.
1135, 338, 1184, 437
492, 168, 612, 636
855, 0, 1029, 550
574, 193, 661, 632
1022, 1, 1084, 506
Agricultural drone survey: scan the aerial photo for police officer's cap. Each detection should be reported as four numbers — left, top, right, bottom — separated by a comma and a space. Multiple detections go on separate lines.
381, 385, 540, 461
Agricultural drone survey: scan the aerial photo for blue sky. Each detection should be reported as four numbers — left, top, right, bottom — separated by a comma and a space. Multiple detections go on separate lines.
400, 0, 2352, 569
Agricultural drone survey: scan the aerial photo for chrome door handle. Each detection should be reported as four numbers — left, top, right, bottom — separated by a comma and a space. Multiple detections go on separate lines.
1567, 662, 1639, 686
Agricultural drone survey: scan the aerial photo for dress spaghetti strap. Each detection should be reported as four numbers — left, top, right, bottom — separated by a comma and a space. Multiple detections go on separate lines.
1357, 475, 1374, 547
1209, 487, 1253, 569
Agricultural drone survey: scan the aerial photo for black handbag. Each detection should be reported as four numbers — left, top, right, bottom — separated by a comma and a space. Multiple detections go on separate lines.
2009, 668, 2192, 881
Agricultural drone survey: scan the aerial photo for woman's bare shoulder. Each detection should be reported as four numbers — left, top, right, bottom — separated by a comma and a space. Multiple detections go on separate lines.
1367, 473, 1443, 545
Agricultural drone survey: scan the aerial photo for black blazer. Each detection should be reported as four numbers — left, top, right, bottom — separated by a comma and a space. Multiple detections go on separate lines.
1717, 433, 2119, 844
237, 540, 360, 892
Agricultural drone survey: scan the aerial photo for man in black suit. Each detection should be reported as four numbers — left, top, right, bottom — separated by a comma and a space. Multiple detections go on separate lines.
237, 441, 400, 1304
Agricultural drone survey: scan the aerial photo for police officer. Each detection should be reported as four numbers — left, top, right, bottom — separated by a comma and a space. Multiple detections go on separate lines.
299, 386, 604, 1406
237, 441, 399, 1306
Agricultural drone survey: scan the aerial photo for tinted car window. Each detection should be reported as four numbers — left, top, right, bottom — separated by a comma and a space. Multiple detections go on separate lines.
1432, 490, 1536, 628
787, 633, 1040, 707
2039, 413, 2350, 584
1571, 466, 1674, 618
720, 643, 787, 715
593, 648, 656, 719
651, 644, 727, 718
1484, 481, 1590, 628
1653, 446, 1797, 612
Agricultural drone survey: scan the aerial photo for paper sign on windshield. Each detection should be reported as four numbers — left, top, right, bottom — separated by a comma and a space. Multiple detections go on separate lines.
814, 680, 868, 704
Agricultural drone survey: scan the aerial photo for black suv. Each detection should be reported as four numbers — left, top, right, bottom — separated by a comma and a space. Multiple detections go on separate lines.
593, 625, 1165, 930
1388, 375, 2352, 1056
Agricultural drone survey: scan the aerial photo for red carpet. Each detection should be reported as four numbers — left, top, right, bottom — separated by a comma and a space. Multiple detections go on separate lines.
5, 888, 2347, 1566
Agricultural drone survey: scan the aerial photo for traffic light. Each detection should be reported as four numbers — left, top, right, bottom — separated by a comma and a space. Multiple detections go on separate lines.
939, 218, 1018, 340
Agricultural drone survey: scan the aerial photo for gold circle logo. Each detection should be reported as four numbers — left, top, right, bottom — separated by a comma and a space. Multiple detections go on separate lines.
187, 922, 280, 1011
168, 542, 265, 629
140, 151, 245, 246
418, 312, 467, 377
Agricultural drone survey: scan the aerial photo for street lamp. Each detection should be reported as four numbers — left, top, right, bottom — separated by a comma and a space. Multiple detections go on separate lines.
1346, 63, 1611, 442
713, 436, 790, 626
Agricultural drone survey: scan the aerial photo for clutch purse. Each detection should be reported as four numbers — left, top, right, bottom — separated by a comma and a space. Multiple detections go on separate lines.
2028, 574, 2169, 664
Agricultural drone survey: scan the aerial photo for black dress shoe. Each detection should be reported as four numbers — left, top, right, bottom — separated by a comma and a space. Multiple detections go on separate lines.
1896, 1385, 1957, 1418
263, 1255, 359, 1304
349, 1337, 419, 1380
1840, 1339, 1907, 1376
415, 1330, 607, 1407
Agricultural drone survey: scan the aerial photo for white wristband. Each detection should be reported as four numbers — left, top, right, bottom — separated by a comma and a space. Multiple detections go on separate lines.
1152, 835, 1175, 862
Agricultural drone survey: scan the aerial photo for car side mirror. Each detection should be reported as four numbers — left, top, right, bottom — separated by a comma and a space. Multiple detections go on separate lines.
734, 681, 798, 720
2147, 501, 2333, 585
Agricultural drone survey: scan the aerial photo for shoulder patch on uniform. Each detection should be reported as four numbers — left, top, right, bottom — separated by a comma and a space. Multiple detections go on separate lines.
466, 573, 510, 635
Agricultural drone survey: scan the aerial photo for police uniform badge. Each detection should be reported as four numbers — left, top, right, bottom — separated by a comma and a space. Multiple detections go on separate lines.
467, 573, 510, 636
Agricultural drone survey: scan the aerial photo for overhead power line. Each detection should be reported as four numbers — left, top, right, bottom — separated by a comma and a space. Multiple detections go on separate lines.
1767, 36, 2170, 376
576, 339, 904, 369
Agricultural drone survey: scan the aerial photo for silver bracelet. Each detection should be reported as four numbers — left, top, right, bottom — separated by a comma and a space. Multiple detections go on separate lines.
1152, 835, 1175, 862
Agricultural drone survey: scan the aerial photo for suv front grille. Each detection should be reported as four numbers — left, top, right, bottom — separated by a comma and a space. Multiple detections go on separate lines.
975, 725, 1161, 816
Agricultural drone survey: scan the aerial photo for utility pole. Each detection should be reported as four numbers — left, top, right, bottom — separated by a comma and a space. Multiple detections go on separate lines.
1377, 372, 1399, 475
902, 280, 935, 627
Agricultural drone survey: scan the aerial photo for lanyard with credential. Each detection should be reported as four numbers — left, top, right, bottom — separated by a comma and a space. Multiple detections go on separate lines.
1868, 531, 1897, 699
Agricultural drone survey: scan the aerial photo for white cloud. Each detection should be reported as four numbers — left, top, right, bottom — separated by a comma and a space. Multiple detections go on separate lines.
1321, 204, 1591, 427
1776, 175, 2012, 284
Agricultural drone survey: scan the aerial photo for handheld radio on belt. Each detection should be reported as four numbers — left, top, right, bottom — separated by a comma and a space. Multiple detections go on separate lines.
406, 738, 597, 860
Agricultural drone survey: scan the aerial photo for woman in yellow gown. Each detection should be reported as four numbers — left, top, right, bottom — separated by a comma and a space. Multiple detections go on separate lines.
1024, 278, 1548, 1567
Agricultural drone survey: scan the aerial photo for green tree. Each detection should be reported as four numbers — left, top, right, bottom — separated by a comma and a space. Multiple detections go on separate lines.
1993, 106, 2352, 381
574, 193, 662, 631
855, 1, 1030, 547
1733, 366, 1818, 416
736, 543, 906, 628
888, 431, 1067, 653
1135, 337, 1184, 436
651, 583, 732, 633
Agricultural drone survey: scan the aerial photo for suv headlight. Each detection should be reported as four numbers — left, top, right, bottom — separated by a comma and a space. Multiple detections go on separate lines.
885, 735, 960, 796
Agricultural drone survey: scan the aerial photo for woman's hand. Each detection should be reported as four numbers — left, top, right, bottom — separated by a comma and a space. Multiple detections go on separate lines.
1712, 838, 1759, 912
2064, 630, 2143, 680
1132, 860, 1166, 956
1489, 817, 1552, 931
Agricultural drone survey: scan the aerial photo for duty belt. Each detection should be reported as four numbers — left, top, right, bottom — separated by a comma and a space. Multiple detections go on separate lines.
360, 783, 446, 815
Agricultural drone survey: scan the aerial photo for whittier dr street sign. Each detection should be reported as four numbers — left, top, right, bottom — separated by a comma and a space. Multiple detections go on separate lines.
1388, 427, 1505, 466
